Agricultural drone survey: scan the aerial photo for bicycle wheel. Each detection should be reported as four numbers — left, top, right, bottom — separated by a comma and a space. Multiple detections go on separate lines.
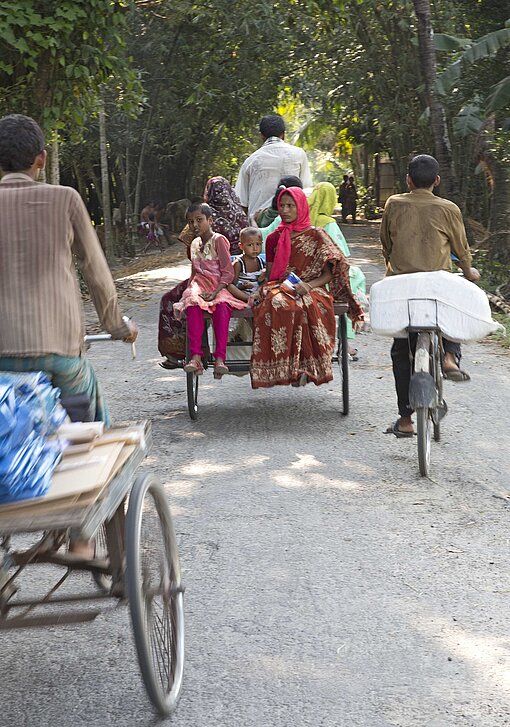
340, 314, 349, 416
186, 372, 199, 420
126, 474, 185, 716
416, 407, 431, 477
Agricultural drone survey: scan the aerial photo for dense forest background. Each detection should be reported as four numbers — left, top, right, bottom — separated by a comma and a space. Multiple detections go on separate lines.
0, 0, 508, 274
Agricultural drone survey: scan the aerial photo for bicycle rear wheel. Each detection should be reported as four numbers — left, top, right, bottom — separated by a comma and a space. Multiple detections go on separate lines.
186, 372, 198, 420
417, 407, 431, 477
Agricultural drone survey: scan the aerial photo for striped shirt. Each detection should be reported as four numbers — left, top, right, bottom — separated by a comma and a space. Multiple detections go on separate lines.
0, 173, 129, 357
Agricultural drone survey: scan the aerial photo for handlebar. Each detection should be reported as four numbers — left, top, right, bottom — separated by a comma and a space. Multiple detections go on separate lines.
84, 334, 113, 343
84, 330, 136, 359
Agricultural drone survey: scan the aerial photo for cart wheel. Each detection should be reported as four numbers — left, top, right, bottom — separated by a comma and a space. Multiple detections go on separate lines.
340, 314, 349, 416
186, 372, 199, 420
126, 474, 184, 716
417, 407, 431, 477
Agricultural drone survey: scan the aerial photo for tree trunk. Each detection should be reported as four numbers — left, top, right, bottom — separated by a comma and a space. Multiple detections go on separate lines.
49, 139, 60, 184
133, 106, 154, 228
413, 0, 477, 246
99, 97, 114, 264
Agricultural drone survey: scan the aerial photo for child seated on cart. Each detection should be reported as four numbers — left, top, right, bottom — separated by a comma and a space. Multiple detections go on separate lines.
173, 203, 246, 379
228, 227, 266, 303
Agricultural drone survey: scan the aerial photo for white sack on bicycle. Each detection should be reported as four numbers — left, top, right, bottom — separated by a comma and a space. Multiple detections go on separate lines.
369, 270, 504, 342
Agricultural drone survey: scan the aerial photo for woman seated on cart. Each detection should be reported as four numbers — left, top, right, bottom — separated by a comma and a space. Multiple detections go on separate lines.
250, 187, 364, 389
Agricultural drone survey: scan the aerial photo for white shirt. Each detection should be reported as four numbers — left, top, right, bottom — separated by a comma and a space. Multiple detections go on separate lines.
234, 137, 312, 217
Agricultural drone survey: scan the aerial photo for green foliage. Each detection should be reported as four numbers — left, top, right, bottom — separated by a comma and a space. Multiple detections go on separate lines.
435, 24, 510, 105
489, 313, 510, 348
0, 0, 141, 132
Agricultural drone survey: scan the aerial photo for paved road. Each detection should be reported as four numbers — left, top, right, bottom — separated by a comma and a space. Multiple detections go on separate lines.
2, 224, 509, 727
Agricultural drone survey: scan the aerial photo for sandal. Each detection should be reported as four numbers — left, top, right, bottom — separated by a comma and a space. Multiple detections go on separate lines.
159, 356, 181, 370
384, 420, 415, 438
183, 359, 204, 375
213, 361, 229, 379
443, 367, 470, 382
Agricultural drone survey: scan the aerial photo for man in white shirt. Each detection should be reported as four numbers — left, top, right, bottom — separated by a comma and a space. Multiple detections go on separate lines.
234, 114, 312, 218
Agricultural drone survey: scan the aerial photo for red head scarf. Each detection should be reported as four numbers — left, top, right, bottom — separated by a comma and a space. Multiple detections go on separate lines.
270, 187, 311, 280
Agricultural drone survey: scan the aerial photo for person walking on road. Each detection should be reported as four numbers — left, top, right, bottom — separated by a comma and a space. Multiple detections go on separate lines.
234, 114, 312, 218
0, 114, 138, 426
380, 154, 480, 438
342, 176, 358, 223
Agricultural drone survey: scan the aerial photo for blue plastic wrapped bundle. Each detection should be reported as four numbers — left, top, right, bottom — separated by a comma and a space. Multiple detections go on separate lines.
0, 376, 64, 504
0, 372, 68, 435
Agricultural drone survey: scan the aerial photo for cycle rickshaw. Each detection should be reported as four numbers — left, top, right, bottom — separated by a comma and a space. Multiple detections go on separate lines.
0, 374, 185, 717
180, 303, 351, 420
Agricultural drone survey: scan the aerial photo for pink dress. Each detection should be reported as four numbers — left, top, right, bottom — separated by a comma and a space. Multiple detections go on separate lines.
173, 233, 247, 317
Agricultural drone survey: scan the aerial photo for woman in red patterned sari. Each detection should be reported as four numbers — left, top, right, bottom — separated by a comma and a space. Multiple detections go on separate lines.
250, 187, 363, 389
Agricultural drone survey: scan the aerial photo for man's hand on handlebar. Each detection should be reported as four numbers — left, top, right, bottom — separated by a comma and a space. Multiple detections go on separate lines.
122, 319, 139, 343
462, 266, 481, 282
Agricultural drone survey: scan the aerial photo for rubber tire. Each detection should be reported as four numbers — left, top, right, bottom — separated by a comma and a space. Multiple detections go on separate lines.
91, 522, 112, 594
340, 314, 349, 416
126, 474, 185, 716
417, 407, 431, 477
186, 372, 198, 420
433, 340, 442, 442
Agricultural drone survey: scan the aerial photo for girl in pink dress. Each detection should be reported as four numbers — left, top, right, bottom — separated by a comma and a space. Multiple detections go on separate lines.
174, 203, 247, 378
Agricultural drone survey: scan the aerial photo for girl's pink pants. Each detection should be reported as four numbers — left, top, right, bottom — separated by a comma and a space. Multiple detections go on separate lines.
186, 303, 231, 360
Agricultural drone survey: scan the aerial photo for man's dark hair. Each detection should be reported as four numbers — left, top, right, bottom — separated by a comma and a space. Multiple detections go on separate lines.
408, 154, 440, 188
342, 175, 348, 182
259, 114, 285, 139
271, 175, 303, 209
186, 202, 212, 218
0, 114, 45, 172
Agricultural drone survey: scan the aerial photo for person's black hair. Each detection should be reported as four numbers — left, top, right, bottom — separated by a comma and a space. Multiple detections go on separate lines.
186, 202, 212, 218
240, 226, 262, 241
348, 176, 355, 182
342, 175, 348, 182
259, 114, 285, 139
408, 154, 440, 188
0, 114, 45, 172
271, 175, 303, 210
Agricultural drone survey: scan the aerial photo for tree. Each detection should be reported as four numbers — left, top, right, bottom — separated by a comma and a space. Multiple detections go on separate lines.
412, 0, 465, 209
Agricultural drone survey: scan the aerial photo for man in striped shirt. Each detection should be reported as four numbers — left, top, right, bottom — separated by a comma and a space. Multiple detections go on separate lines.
0, 114, 137, 425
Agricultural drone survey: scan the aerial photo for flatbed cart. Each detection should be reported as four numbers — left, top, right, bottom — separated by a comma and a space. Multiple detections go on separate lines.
0, 420, 184, 717
183, 302, 350, 420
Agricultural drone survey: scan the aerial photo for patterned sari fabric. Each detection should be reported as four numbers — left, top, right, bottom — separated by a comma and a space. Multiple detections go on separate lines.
250, 227, 364, 389
158, 278, 189, 358
203, 177, 248, 256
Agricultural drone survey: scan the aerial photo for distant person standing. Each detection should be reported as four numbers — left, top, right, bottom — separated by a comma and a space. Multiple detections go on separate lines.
337, 174, 348, 208
234, 114, 312, 218
342, 176, 358, 223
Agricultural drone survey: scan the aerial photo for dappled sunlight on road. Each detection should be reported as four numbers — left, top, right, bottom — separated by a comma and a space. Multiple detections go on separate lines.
416, 614, 510, 693
179, 459, 235, 476
116, 263, 190, 284
272, 468, 363, 492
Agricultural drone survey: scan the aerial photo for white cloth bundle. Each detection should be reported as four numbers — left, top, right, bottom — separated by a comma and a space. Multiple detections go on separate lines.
370, 271, 503, 342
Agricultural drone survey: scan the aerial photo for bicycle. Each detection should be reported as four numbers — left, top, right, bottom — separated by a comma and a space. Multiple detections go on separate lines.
407, 299, 448, 477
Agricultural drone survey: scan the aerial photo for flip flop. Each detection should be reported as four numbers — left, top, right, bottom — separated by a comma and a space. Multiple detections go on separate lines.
443, 368, 470, 382
385, 420, 415, 438
159, 356, 181, 370
213, 362, 229, 379
183, 360, 204, 375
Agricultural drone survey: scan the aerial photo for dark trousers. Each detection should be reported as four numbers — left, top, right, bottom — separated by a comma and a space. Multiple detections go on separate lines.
391, 335, 461, 417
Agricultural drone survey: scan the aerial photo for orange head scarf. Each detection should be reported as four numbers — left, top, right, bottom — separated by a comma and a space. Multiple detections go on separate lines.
269, 187, 311, 280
